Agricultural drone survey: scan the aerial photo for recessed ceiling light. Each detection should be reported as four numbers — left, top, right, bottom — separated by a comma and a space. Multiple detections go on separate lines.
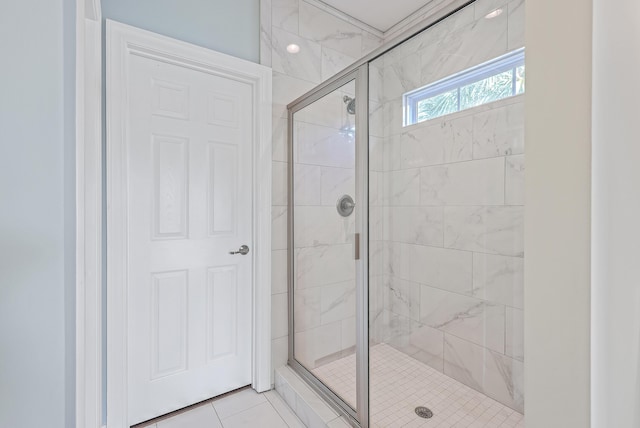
286, 44, 300, 54
485, 8, 503, 19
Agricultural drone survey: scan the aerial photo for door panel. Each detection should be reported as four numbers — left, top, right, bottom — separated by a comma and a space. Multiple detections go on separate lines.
127, 52, 253, 425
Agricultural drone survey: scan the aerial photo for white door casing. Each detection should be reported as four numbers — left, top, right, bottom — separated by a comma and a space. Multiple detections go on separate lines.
107, 20, 272, 427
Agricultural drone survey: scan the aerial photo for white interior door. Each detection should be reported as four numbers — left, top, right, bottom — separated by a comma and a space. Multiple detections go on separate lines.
126, 45, 253, 425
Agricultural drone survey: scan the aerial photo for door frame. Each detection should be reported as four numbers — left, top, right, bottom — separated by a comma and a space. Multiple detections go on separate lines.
75, 0, 103, 427
105, 20, 272, 427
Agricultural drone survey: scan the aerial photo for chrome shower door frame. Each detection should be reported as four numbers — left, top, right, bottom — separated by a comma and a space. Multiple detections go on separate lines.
287, 64, 370, 427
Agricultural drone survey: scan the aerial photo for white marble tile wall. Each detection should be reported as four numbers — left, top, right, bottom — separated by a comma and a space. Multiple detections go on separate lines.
261, 0, 383, 382
370, 0, 526, 413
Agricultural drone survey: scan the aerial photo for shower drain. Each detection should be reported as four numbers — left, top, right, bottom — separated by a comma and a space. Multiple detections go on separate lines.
415, 406, 433, 419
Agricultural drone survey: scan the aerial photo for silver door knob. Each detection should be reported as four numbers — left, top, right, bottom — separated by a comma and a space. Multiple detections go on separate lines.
229, 245, 250, 255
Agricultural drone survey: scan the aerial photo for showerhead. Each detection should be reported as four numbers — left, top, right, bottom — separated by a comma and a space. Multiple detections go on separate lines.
343, 95, 356, 115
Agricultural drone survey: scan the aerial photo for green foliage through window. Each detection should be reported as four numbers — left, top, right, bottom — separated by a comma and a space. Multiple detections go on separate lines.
406, 49, 525, 125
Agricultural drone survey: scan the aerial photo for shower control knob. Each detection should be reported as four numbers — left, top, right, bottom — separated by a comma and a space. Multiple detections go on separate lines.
336, 195, 355, 217
229, 245, 250, 255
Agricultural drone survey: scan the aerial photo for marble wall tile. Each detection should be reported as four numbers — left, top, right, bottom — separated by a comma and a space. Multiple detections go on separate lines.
272, 27, 322, 83
260, 0, 273, 67
273, 72, 315, 118
472, 101, 524, 159
383, 2, 476, 65
419, 157, 505, 206
474, 0, 510, 20
272, 292, 289, 339
369, 135, 384, 172
419, 11, 508, 87
420, 286, 505, 353
368, 274, 389, 316
272, 116, 288, 162
295, 89, 346, 129
369, 101, 384, 138
272, 249, 288, 295
369, 207, 384, 242
361, 31, 383, 56
320, 167, 355, 206
382, 52, 421, 102
293, 206, 354, 247
505, 154, 524, 205
384, 169, 420, 206
444, 334, 524, 412
401, 116, 473, 169
272, 206, 288, 250
387, 277, 421, 321
273, 161, 288, 206
370, 58, 385, 103
507, 0, 525, 50
368, 240, 386, 276
341, 316, 356, 350
385, 206, 444, 247
295, 244, 355, 288
506, 306, 524, 361
383, 97, 404, 137
321, 46, 356, 82
369, 170, 382, 207
444, 206, 524, 256
272, 0, 298, 33
383, 134, 402, 172
320, 280, 356, 325
409, 323, 445, 372
472, 252, 524, 309
298, 1, 363, 58
389, 243, 473, 294
293, 163, 321, 206
383, 311, 413, 349
294, 286, 321, 333
295, 122, 355, 168
272, 336, 288, 375
295, 321, 343, 368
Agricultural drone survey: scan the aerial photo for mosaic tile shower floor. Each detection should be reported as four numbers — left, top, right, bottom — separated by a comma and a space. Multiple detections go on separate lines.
312, 344, 524, 428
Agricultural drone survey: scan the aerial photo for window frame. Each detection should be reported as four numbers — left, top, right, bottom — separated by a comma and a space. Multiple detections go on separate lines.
404, 48, 525, 126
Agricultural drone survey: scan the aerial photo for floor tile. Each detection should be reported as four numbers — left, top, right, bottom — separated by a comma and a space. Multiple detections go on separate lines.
157, 404, 222, 428
221, 401, 289, 428
264, 390, 306, 428
213, 388, 268, 420
312, 343, 524, 428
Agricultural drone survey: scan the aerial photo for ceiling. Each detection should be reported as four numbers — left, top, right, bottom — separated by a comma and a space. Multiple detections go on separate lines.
317, 0, 434, 32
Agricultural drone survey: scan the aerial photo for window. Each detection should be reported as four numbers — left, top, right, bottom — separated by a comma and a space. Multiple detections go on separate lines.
404, 48, 525, 126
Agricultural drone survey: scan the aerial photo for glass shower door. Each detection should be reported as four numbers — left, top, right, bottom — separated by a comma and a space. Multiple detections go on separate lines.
289, 70, 368, 424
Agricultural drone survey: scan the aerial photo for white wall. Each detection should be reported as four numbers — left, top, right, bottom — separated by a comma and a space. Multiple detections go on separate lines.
525, 0, 591, 426
0, 0, 76, 427
101, 0, 260, 63
592, 1, 640, 427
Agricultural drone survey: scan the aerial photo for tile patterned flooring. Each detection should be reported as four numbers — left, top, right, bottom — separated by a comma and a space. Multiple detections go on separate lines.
312, 344, 524, 428
138, 387, 305, 428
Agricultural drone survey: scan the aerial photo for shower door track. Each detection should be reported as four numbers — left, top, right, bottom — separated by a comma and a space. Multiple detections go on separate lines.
286, 1, 476, 427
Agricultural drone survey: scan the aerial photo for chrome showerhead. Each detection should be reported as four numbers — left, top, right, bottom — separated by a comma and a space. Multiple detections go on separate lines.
343, 95, 356, 115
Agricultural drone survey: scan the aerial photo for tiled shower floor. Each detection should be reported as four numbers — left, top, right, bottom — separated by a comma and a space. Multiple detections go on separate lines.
312, 344, 524, 428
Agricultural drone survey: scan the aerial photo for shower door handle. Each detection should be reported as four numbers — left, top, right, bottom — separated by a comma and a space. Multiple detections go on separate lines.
354, 233, 360, 260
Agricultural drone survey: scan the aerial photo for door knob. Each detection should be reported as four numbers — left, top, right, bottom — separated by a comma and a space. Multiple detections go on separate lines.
229, 245, 250, 255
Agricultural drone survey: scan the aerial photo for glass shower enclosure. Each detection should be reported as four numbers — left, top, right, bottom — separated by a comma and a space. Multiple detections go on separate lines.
288, 0, 525, 426
288, 67, 369, 425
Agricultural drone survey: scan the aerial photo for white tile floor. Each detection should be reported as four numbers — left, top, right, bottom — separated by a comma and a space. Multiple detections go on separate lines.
312, 344, 524, 428
138, 387, 305, 428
